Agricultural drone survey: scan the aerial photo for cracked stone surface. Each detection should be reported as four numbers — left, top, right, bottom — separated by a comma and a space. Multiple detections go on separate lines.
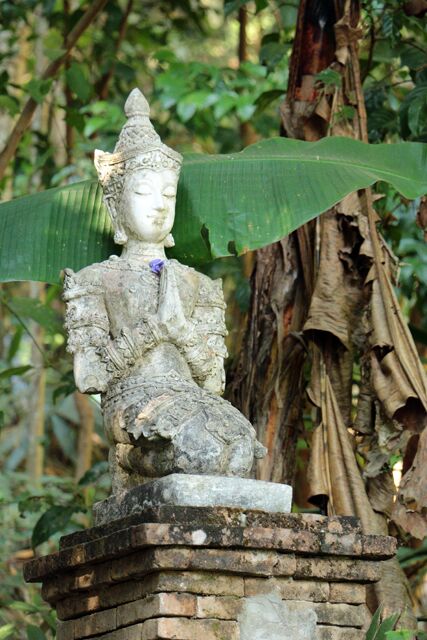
239, 592, 318, 639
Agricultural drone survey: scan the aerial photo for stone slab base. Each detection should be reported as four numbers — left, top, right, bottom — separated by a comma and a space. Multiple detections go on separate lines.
92, 474, 293, 525
24, 506, 396, 640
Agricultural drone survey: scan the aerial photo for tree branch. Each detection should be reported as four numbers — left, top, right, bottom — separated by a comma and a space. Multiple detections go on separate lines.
0, 0, 109, 181
96, 0, 133, 101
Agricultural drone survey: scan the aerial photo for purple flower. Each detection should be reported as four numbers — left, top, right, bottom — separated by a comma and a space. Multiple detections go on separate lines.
149, 259, 165, 275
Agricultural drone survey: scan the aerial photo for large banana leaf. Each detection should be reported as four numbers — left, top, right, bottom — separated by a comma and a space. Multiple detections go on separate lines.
0, 137, 426, 283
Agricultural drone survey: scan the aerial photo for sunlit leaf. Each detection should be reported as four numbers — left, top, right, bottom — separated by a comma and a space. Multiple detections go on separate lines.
0, 365, 33, 380
0, 624, 15, 640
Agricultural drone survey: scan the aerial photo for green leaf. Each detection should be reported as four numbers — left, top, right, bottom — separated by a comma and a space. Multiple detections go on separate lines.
24, 79, 52, 104
0, 624, 15, 640
0, 365, 32, 380
375, 613, 400, 639
26, 624, 47, 640
236, 95, 256, 121
213, 92, 238, 119
77, 460, 109, 486
408, 92, 427, 137
0, 137, 426, 283
315, 68, 342, 88
260, 42, 288, 68
0, 95, 19, 116
255, 89, 283, 114
365, 607, 382, 640
6, 297, 62, 333
7, 325, 23, 361
176, 97, 197, 122
399, 43, 427, 70
224, 0, 250, 17
240, 61, 268, 78
254, 0, 268, 12
84, 116, 110, 138
65, 62, 92, 102
43, 28, 66, 60
31, 505, 79, 548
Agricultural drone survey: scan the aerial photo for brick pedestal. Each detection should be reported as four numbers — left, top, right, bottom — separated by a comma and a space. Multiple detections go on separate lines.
24, 506, 395, 640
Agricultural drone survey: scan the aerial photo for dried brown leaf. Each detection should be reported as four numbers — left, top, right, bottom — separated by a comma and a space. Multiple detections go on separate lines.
393, 428, 427, 540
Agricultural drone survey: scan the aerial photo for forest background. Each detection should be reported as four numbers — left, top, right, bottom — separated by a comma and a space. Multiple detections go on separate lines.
0, 0, 427, 638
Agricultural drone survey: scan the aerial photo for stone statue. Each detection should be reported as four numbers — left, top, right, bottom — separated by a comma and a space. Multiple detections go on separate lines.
63, 88, 266, 493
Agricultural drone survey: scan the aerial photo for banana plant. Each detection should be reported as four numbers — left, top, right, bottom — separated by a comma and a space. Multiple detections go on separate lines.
0, 136, 426, 283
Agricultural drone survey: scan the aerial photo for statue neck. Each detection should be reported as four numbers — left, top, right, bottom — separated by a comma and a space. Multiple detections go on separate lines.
121, 239, 166, 264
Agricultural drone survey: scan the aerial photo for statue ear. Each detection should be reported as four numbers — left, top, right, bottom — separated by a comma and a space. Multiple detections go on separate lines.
114, 227, 128, 245
94, 149, 105, 175
164, 233, 175, 248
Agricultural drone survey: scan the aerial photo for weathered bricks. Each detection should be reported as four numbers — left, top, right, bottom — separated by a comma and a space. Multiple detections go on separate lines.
244, 577, 330, 602
116, 593, 196, 627
196, 595, 242, 620
25, 505, 395, 640
329, 582, 366, 604
57, 581, 143, 620
110, 547, 294, 582
287, 601, 365, 628
317, 626, 365, 640
295, 556, 381, 582
25, 515, 395, 584
58, 508, 363, 551
75, 618, 240, 640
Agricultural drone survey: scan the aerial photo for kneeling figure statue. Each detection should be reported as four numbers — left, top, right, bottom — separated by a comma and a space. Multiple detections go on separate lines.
64, 88, 266, 494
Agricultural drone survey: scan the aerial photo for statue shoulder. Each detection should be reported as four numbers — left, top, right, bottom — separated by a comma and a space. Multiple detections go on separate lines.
169, 260, 225, 308
196, 272, 225, 309
63, 260, 110, 301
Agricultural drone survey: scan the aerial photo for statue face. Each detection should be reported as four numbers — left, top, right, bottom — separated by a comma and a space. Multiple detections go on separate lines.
120, 168, 178, 243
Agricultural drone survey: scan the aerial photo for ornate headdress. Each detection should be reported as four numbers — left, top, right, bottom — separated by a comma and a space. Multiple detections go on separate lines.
94, 89, 183, 214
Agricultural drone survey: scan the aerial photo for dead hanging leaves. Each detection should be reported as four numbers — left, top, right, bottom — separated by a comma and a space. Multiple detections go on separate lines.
280, 0, 427, 623
289, 0, 427, 542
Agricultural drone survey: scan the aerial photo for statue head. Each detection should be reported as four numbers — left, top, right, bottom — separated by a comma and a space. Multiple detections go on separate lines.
94, 89, 183, 246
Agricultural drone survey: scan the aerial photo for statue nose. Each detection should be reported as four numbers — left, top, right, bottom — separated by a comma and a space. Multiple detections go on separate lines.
154, 194, 166, 211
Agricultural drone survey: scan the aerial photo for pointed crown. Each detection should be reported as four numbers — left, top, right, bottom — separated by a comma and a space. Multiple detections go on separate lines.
94, 89, 182, 209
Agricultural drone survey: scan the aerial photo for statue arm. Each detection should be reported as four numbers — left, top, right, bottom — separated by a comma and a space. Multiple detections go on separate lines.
180, 278, 228, 395
63, 268, 111, 394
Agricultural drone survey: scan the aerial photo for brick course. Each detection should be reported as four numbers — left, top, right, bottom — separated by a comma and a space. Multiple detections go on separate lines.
24, 506, 395, 639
